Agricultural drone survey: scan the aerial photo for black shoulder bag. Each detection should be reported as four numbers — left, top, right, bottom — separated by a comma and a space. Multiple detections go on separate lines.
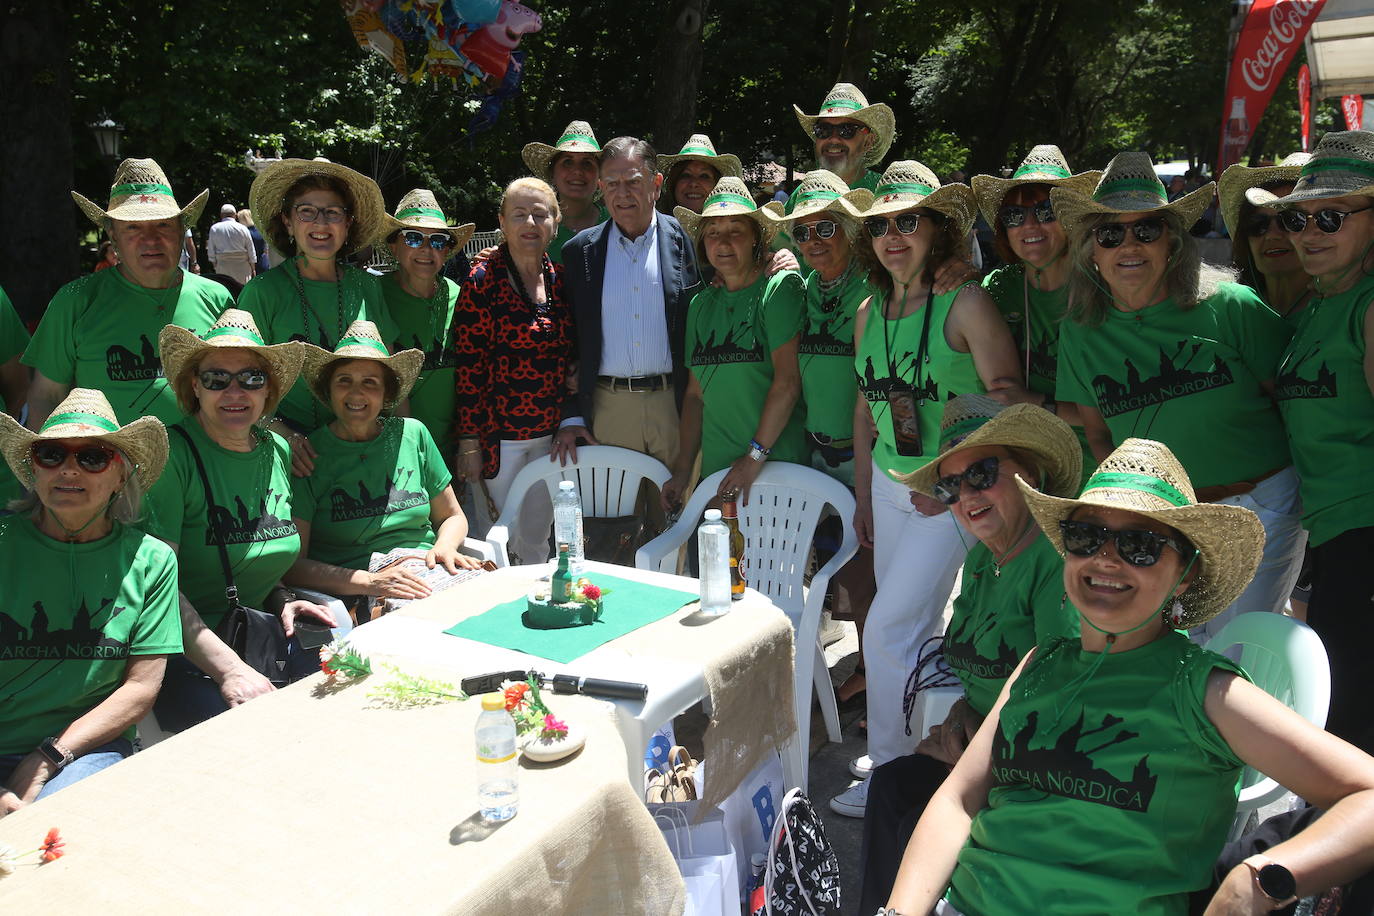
172, 426, 289, 686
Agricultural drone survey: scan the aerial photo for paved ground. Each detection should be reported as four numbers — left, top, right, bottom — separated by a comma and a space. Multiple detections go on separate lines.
812, 623, 868, 915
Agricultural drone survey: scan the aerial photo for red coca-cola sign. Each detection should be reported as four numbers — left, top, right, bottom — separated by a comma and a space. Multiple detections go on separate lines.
1298, 63, 1311, 151
1342, 94, 1365, 130
1219, 0, 1328, 170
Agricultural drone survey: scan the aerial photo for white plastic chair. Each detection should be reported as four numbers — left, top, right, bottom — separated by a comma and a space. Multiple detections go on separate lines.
635, 462, 858, 788
1204, 612, 1330, 839
485, 446, 672, 568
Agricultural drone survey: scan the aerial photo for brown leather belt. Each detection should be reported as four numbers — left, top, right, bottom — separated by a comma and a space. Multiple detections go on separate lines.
1194, 466, 1284, 503
598, 374, 670, 392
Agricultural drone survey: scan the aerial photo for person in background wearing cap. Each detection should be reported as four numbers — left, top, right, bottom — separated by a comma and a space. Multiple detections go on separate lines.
521, 120, 608, 265
1218, 152, 1315, 323
206, 202, 257, 286
884, 438, 1374, 916
1052, 152, 1304, 643
0, 390, 180, 812
24, 158, 231, 431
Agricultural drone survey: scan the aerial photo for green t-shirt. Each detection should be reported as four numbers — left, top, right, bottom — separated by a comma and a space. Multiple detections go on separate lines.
686, 270, 808, 477
0, 516, 182, 754
292, 417, 452, 570
143, 418, 301, 629
23, 267, 229, 425
382, 273, 461, 461
548, 203, 609, 265
238, 261, 397, 432
948, 631, 1247, 916
1275, 273, 1374, 546
943, 535, 1074, 717
983, 264, 1095, 486
800, 265, 874, 487
1056, 282, 1293, 489
855, 286, 985, 479
0, 286, 32, 506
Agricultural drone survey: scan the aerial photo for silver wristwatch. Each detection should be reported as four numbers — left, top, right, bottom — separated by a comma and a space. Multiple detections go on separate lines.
747, 438, 770, 462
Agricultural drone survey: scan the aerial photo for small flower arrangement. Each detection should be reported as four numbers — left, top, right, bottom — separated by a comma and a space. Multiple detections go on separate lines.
569, 578, 608, 605
500, 676, 558, 736
0, 828, 66, 878
320, 641, 372, 679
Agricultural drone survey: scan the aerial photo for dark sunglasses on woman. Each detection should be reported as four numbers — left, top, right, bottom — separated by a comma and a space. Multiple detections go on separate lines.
199, 368, 269, 391
1093, 216, 1165, 249
31, 443, 120, 474
1243, 212, 1283, 237
1059, 519, 1193, 567
1277, 205, 1374, 235
811, 123, 868, 141
400, 230, 456, 251
932, 456, 1000, 505
999, 199, 1056, 229
865, 213, 923, 239
793, 220, 839, 243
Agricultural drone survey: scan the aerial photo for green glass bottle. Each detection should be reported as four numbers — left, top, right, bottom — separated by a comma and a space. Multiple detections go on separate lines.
551, 542, 572, 602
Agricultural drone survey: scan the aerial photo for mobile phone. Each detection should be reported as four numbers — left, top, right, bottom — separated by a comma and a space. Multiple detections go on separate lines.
887, 386, 923, 457
294, 619, 334, 650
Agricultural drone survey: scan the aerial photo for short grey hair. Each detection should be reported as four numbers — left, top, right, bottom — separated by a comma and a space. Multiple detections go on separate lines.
600, 137, 658, 175
10, 451, 147, 525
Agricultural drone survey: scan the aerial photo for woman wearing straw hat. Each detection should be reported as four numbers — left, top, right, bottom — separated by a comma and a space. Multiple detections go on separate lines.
884, 438, 1374, 916
972, 145, 1102, 486
660, 177, 807, 509
522, 120, 608, 264
24, 158, 231, 430
1050, 152, 1304, 641
836, 161, 1029, 817
657, 133, 744, 215
452, 177, 573, 563
380, 189, 476, 466
0, 389, 180, 811
287, 321, 480, 614
1264, 129, 1374, 753
858, 394, 1080, 912
143, 310, 340, 730
1218, 152, 1314, 321
239, 158, 397, 453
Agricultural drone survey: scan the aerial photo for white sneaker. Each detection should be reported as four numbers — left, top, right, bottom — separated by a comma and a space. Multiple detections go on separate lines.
849, 754, 873, 779
828, 776, 869, 817
819, 611, 845, 647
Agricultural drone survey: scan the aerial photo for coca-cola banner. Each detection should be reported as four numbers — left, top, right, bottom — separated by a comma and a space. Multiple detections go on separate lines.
1219, 0, 1328, 170
1341, 94, 1364, 130
1298, 63, 1311, 151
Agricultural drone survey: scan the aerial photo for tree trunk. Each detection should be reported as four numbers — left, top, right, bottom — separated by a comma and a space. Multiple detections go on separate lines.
0, 1, 78, 323
826, 0, 852, 82
652, 0, 710, 153
839, 0, 877, 83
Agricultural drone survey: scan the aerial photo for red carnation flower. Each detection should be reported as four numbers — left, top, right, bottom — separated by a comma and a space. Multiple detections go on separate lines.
581, 584, 602, 600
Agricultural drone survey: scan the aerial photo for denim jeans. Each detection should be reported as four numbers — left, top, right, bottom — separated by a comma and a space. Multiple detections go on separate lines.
0, 738, 134, 800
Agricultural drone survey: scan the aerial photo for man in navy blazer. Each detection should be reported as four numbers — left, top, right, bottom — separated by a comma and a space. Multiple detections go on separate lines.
554, 137, 702, 471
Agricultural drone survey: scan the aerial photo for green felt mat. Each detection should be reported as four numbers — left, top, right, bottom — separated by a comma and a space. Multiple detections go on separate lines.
443, 573, 698, 663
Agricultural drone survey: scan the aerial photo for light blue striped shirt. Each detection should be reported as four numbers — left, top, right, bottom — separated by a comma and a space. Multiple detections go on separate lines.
599, 212, 671, 377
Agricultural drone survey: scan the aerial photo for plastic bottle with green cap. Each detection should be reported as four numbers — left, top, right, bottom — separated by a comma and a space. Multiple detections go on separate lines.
476, 692, 518, 822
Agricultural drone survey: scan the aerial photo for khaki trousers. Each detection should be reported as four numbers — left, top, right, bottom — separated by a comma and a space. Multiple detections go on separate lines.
591, 383, 681, 469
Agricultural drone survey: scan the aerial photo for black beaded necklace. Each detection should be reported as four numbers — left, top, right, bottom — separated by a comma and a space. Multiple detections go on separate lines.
289, 257, 346, 344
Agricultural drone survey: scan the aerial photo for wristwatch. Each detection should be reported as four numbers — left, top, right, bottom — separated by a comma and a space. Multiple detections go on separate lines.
1243, 854, 1297, 908
38, 737, 74, 771
748, 439, 771, 462
1041, 396, 1058, 415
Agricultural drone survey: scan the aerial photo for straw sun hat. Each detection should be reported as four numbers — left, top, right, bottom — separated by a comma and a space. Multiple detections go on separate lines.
761, 170, 873, 230
383, 188, 476, 251
0, 389, 168, 490
1015, 437, 1264, 627
859, 160, 977, 240
794, 83, 896, 166
658, 134, 743, 179
159, 309, 304, 417
675, 177, 778, 245
1256, 130, 1374, 207
899, 394, 1082, 500
248, 158, 388, 258
1050, 151, 1215, 241
521, 120, 602, 183
72, 158, 208, 229
1217, 151, 1311, 237
300, 320, 423, 410
970, 144, 1102, 228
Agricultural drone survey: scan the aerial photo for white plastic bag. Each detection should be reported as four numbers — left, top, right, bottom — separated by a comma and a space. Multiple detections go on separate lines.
716, 752, 786, 894
652, 803, 740, 916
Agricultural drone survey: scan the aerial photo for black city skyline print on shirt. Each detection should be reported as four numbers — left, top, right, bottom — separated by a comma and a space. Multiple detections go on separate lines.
992, 708, 1158, 812
0, 597, 129, 662
691, 317, 764, 365
1090, 339, 1234, 418
799, 299, 854, 357
106, 334, 162, 382
1275, 341, 1339, 401
206, 489, 297, 545
328, 471, 426, 522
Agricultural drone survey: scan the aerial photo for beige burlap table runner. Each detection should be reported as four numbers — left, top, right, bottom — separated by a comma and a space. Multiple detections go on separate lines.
0, 671, 685, 914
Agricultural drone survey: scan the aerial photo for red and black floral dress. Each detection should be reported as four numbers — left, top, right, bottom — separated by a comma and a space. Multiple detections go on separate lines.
452, 246, 575, 478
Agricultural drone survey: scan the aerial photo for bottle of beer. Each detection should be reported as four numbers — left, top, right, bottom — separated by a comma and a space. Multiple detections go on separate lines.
551, 543, 572, 602
720, 497, 746, 600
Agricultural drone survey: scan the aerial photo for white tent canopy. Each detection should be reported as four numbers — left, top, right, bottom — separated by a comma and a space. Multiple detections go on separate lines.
1305, 0, 1374, 100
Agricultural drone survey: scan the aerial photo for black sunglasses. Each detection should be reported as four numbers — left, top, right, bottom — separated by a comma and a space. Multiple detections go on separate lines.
999, 199, 1056, 229
1242, 212, 1283, 237
31, 442, 120, 474
400, 229, 455, 251
811, 123, 868, 141
793, 220, 840, 243
932, 456, 1000, 506
199, 368, 269, 391
1059, 519, 1193, 567
1277, 205, 1374, 234
865, 213, 922, 238
1093, 217, 1166, 249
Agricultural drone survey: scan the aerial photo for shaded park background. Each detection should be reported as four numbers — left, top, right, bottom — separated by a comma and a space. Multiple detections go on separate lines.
0, 0, 1350, 323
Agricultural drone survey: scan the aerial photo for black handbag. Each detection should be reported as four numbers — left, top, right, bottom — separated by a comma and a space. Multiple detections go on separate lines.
173, 426, 289, 686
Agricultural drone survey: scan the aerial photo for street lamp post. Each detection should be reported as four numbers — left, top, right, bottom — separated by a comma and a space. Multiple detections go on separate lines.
90, 117, 125, 163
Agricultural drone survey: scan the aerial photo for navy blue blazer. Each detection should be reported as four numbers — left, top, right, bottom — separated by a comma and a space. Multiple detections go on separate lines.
561, 213, 701, 424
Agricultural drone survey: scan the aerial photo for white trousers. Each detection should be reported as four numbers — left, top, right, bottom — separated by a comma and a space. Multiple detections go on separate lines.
478, 436, 555, 566
862, 460, 970, 766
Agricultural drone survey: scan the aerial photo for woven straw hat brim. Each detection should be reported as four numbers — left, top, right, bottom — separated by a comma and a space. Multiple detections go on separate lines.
73, 187, 210, 232
861, 183, 978, 242
675, 203, 778, 246
299, 343, 425, 410
382, 215, 477, 251
659, 150, 744, 180
521, 142, 602, 184
1051, 182, 1216, 243
898, 404, 1083, 500
1014, 476, 1264, 627
763, 189, 874, 227
0, 408, 168, 492
971, 170, 1103, 230
158, 325, 304, 418
1266, 180, 1374, 207
248, 160, 388, 258
1218, 163, 1306, 235
793, 102, 896, 166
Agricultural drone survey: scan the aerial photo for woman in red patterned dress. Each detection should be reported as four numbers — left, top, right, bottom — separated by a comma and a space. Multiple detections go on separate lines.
452, 177, 575, 564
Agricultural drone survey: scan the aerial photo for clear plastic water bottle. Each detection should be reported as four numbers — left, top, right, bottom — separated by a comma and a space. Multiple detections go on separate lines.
698, 508, 732, 616
553, 480, 585, 574
475, 693, 518, 822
